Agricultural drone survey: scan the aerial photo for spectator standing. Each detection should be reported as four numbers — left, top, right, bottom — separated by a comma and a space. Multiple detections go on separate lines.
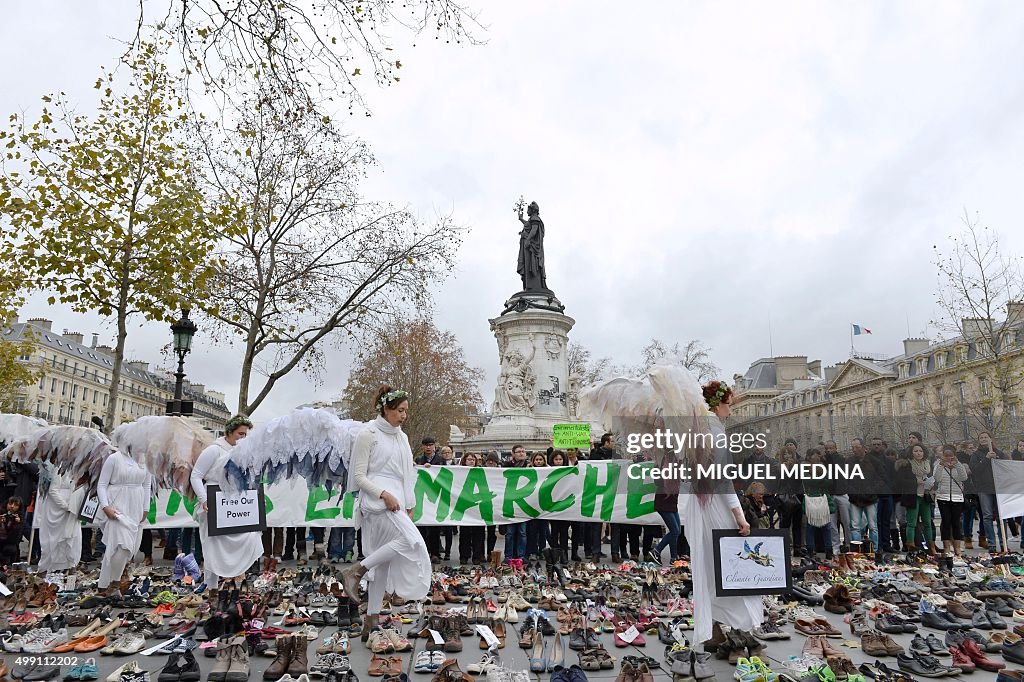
775, 445, 804, 555
415, 436, 444, 561
935, 444, 969, 556
970, 431, 1008, 552
846, 438, 882, 552
483, 452, 502, 559
457, 453, 486, 564
802, 449, 834, 559
896, 443, 936, 553
502, 445, 529, 561
871, 436, 897, 552
525, 452, 550, 558
823, 440, 852, 554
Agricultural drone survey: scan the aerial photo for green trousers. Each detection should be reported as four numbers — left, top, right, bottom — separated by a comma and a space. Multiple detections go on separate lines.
905, 496, 934, 544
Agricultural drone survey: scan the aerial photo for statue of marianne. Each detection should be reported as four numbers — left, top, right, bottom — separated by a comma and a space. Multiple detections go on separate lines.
516, 201, 548, 292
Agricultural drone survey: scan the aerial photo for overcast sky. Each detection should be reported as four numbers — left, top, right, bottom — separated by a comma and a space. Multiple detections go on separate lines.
5, 2, 1024, 419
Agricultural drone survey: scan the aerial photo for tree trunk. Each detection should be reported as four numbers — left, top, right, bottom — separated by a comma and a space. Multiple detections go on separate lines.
104, 307, 128, 435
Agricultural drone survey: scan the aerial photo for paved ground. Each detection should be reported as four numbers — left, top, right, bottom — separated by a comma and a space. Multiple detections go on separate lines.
2, 558, 1017, 682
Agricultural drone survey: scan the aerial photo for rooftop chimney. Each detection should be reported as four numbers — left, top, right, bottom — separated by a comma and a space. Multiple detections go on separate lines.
125, 361, 150, 372
808, 360, 822, 378
903, 338, 931, 357
64, 331, 85, 346
96, 345, 115, 356
962, 318, 992, 339
91, 333, 98, 349
27, 318, 53, 331
1008, 302, 1024, 327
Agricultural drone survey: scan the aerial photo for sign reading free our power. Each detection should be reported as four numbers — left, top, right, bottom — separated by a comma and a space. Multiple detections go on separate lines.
206, 484, 267, 536
552, 423, 592, 449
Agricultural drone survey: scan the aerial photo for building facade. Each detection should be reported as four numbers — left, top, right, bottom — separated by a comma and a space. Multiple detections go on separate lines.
2, 316, 232, 433
731, 308, 1024, 452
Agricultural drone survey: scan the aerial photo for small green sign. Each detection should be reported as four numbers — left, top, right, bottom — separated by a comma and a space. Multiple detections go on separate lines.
552, 423, 592, 449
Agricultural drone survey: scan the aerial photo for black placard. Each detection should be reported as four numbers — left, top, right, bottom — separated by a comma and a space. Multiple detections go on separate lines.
206, 484, 267, 536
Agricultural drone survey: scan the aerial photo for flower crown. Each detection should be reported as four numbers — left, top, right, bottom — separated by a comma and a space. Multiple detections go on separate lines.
707, 382, 730, 408
379, 389, 409, 408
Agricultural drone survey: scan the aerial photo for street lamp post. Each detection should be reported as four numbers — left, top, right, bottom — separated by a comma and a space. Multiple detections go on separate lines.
168, 308, 197, 416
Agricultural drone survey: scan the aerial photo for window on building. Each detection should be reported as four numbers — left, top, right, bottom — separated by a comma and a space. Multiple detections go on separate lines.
39, 376, 45, 390
72, 385, 77, 399
936, 352, 947, 369
50, 378, 57, 393
980, 376, 990, 397
1010, 403, 1018, 418
61, 381, 67, 396
917, 392, 926, 409
898, 364, 909, 379
898, 395, 908, 414
977, 340, 991, 357
875, 399, 882, 415
817, 413, 823, 429
956, 346, 968, 364
62, 359, 67, 371
916, 358, 928, 375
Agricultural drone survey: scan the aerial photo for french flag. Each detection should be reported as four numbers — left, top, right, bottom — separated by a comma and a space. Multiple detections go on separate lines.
851, 323, 872, 335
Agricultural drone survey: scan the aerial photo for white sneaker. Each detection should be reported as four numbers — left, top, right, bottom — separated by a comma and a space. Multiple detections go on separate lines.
22, 627, 70, 653
114, 632, 146, 654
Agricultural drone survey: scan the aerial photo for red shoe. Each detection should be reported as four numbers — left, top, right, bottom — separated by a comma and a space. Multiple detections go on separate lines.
962, 639, 1006, 672
948, 646, 977, 674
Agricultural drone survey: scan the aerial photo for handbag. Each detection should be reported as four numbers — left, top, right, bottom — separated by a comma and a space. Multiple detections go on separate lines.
804, 494, 831, 528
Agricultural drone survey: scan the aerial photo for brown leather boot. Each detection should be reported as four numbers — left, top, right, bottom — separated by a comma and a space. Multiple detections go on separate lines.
362, 614, 380, 643
929, 541, 939, 554
263, 635, 292, 680
286, 635, 308, 676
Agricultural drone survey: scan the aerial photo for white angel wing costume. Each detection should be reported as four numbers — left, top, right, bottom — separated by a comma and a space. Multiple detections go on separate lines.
0, 413, 48, 448
223, 408, 366, 492
112, 415, 214, 495
1, 424, 116, 495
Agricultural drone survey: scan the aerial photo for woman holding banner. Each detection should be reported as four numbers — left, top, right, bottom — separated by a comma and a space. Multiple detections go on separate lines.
190, 415, 262, 593
341, 386, 431, 641
687, 381, 763, 650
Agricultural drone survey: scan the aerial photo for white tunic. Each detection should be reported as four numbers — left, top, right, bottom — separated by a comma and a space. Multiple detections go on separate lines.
190, 437, 264, 578
96, 451, 154, 556
684, 415, 763, 644
350, 416, 430, 602
36, 468, 86, 572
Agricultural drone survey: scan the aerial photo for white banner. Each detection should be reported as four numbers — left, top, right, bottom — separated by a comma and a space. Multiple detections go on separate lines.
44, 461, 692, 528
994, 459, 1024, 520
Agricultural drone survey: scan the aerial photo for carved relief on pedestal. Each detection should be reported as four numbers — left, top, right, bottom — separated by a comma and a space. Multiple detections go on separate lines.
544, 334, 563, 360
492, 334, 537, 415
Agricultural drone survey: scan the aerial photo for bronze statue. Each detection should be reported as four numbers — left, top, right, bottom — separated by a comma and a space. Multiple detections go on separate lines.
516, 200, 548, 292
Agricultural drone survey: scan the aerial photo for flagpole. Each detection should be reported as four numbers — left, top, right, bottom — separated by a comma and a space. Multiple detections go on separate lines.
850, 324, 855, 359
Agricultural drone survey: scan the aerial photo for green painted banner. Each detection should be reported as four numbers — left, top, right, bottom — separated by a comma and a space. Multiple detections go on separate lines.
86, 461, 679, 529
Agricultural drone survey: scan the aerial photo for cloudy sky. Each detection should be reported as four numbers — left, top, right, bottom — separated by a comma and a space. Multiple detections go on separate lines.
5, 2, 1024, 419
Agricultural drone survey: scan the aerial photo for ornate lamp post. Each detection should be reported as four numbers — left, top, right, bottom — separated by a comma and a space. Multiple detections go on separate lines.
168, 308, 197, 416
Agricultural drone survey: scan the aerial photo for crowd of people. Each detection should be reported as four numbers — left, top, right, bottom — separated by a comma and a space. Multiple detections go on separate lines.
736, 431, 1022, 561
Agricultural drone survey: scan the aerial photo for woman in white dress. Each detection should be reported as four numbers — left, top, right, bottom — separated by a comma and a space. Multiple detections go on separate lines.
190, 415, 262, 592
341, 386, 431, 640
97, 450, 156, 591
685, 381, 762, 648
36, 465, 86, 573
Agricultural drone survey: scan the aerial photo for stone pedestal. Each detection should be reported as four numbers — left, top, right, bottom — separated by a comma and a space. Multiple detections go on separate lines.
451, 292, 591, 454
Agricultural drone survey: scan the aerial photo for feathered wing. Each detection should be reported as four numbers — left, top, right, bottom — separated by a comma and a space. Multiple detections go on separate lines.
0, 413, 48, 449
223, 408, 367, 492
753, 541, 763, 554
112, 415, 214, 494
0, 425, 115, 495
579, 375, 662, 434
